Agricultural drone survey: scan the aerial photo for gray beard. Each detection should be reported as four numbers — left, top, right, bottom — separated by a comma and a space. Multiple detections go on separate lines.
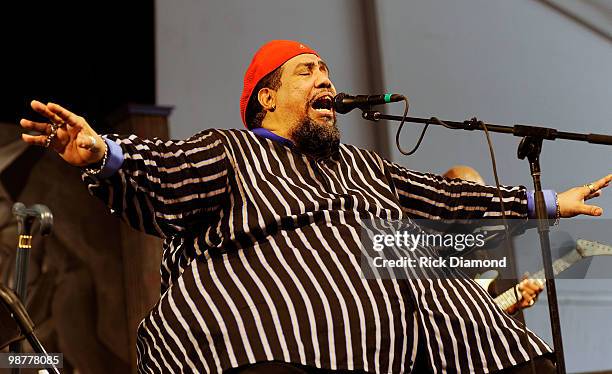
291, 117, 340, 158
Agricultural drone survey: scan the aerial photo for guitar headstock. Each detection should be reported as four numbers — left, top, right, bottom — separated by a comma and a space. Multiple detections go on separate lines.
576, 239, 612, 258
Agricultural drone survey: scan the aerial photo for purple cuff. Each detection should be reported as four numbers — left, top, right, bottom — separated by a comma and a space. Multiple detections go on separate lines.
526, 189, 557, 219
98, 137, 124, 178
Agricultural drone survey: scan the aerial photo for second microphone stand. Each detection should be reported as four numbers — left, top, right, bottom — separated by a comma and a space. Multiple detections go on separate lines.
10, 203, 55, 374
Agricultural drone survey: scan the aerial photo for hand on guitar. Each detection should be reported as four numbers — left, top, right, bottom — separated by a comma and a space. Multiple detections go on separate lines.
505, 278, 544, 315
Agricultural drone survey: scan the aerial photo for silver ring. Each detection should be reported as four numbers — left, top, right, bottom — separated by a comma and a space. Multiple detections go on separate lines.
584, 183, 595, 194
87, 135, 97, 150
44, 123, 59, 148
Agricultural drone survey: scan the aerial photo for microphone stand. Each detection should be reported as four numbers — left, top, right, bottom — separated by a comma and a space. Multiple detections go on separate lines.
10, 203, 53, 374
362, 110, 612, 374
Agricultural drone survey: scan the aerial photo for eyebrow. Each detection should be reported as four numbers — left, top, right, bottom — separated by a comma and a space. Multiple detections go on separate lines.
294, 60, 330, 74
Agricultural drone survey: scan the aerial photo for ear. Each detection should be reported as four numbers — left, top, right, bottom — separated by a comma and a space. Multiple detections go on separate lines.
257, 88, 276, 112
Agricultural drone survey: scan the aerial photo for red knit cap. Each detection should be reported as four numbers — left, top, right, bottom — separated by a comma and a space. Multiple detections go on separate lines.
240, 40, 319, 128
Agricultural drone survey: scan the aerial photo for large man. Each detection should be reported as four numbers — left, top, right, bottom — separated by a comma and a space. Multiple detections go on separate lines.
20, 40, 610, 373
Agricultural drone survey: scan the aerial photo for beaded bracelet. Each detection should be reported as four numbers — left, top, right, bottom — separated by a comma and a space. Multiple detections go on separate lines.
554, 192, 561, 226
84, 140, 109, 176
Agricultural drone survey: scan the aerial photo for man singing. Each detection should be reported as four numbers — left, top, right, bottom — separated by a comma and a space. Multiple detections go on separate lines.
20, 40, 610, 373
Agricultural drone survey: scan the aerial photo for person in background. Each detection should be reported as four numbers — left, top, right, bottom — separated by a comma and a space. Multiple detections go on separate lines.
443, 165, 544, 315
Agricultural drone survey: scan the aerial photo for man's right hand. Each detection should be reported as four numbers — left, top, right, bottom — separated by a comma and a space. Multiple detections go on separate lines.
20, 100, 106, 167
505, 278, 544, 314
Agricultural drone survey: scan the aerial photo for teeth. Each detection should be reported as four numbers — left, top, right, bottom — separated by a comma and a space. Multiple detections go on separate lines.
311, 95, 334, 112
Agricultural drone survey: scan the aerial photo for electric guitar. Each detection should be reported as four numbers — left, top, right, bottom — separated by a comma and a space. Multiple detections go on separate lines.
474, 239, 612, 311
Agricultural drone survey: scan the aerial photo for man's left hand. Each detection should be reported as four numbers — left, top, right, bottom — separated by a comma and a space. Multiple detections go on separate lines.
558, 174, 612, 217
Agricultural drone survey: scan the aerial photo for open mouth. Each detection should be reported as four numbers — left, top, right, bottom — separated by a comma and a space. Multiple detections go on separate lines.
310, 95, 334, 116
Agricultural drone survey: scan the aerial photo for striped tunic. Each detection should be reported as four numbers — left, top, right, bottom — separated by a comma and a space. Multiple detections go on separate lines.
84, 129, 551, 373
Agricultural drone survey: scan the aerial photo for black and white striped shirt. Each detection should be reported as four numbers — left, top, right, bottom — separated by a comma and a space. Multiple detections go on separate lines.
84, 129, 551, 373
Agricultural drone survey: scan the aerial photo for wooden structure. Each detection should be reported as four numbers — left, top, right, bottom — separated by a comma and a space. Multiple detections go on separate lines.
0, 104, 172, 373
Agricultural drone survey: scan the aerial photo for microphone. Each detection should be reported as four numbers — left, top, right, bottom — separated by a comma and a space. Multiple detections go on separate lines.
333, 92, 405, 114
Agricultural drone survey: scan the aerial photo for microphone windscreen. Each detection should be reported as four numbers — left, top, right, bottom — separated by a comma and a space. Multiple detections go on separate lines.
333, 93, 351, 114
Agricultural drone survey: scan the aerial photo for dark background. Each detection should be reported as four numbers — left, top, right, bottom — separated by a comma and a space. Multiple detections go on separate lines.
0, 1, 155, 131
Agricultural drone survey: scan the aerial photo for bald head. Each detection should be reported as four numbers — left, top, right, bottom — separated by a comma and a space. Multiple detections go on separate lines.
443, 165, 485, 185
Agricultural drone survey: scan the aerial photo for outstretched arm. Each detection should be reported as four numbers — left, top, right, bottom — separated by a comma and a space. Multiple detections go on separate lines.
382, 158, 611, 220
21, 101, 231, 238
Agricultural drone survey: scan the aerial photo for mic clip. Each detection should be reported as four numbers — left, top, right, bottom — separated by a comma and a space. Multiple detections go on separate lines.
463, 117, 483, 131
362, 110, 381, 122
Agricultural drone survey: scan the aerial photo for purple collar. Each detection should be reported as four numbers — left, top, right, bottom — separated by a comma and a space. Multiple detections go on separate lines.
251, 128, 294, 148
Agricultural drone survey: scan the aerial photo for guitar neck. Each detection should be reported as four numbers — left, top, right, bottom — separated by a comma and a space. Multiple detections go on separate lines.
494, 249, 582, 311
